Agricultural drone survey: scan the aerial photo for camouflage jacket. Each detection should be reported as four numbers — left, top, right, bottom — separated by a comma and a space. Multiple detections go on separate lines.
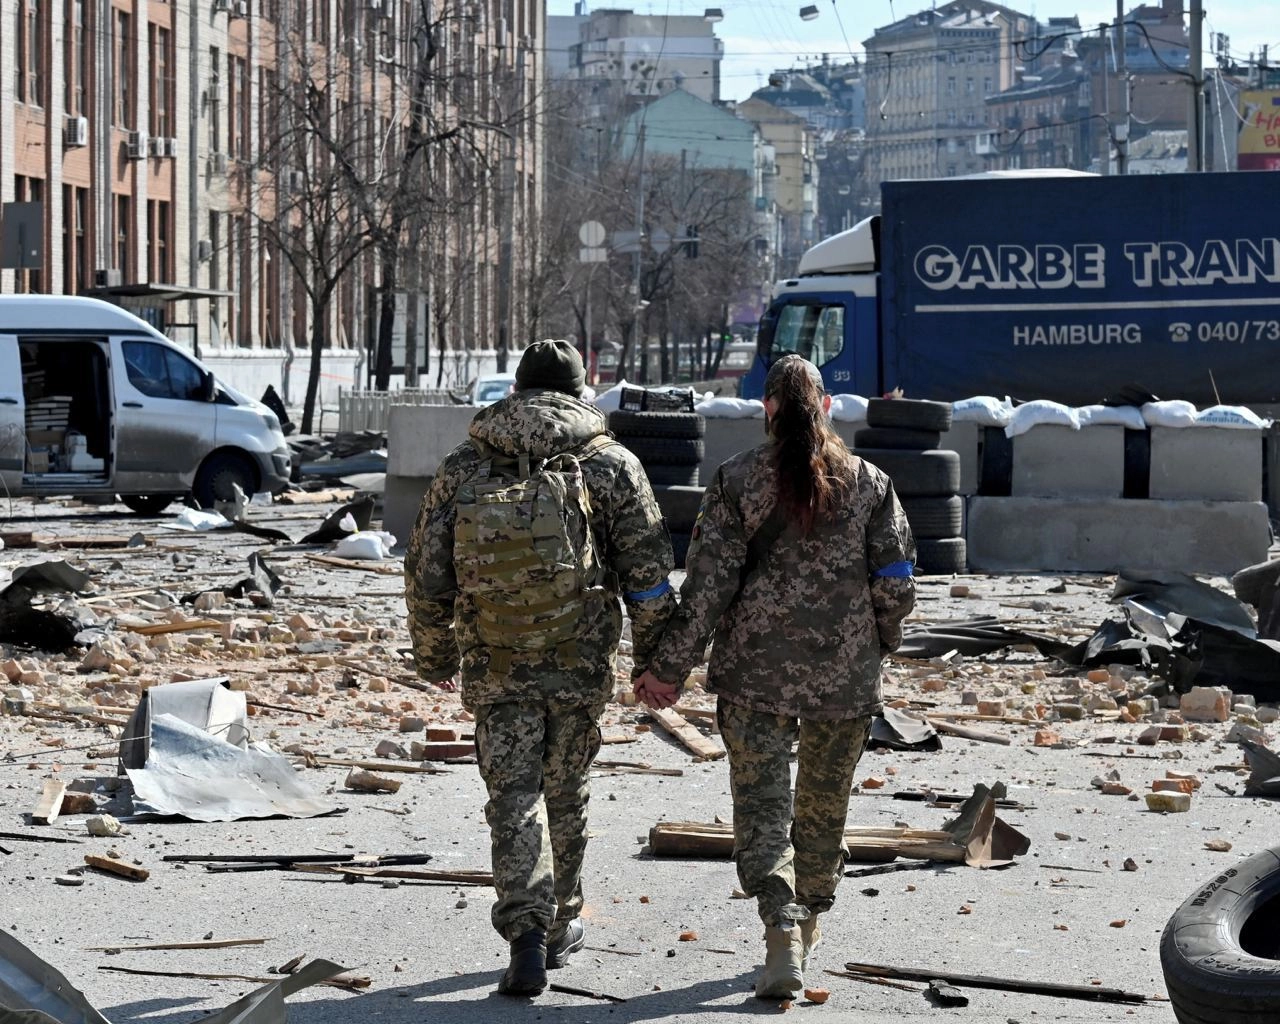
648, 443, 916, 720
404, 389, 675, 709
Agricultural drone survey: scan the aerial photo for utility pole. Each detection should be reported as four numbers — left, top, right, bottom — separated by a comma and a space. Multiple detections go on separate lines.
1188, 0, 1204, 172
1115, 0, 1129, 174
631, 124, 646, 383
1099, 23, 1111, 175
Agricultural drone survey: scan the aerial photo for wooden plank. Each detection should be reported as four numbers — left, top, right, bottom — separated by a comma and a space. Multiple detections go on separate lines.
38, 535, 145, 550
648, 821, 965, 863
299, 864, 494, 886
86, 938, 267, 952
0, 531, 36, 549
278, 489, 356, 505
927, 719, 1012, 746
314, 756, 448, 775
305, 554, 400, 574
30, 780, 66, 826
84, 854, 150, 881
649, 707, 725, 761
97, 965, 370, 991
842, 961, 1147, 1005
126, 619, 222, 637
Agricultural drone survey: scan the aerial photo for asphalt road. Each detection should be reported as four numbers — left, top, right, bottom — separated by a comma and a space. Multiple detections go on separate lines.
1, 493, 1277, 1024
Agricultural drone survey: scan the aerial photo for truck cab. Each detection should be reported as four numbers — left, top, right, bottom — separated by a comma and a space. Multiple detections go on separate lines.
741, 216, 880, 400
0, 296, 291, 513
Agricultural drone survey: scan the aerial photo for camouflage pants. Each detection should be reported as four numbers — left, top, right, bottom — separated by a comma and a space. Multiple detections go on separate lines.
474, 699, 604, 942
718, 700, 873, 928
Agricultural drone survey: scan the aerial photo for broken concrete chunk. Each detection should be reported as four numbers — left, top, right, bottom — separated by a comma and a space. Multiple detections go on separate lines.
86, 814, 124, 837
1145, 791, 1191, 813
1054, 703, 1085, 722
344, 768, 402, 794
1180, 686, 1231, 723
398, 716, 426, 733
374, 739, 408, 759
1226, 721, 1268, 745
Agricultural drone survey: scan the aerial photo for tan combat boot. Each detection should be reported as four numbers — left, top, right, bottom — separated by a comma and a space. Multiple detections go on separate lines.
799, 916, 821, 973
755, 924, 805, 999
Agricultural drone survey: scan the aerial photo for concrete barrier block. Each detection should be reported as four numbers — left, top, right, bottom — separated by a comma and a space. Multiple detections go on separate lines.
966, 497, 1270, 575
383, 474, 432, 549
1149, 427, 1263, 502
1012, 425, 1124, 498
699, 418, 766, 485
945, 421, 981, 496
387, 405, 477, 477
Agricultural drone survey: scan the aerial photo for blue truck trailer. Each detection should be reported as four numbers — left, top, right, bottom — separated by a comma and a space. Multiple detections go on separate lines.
741, 171, 1280, 406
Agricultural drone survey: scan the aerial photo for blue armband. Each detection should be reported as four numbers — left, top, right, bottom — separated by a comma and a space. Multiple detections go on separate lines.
873, 561, 914, 578
626, 579, 673, 601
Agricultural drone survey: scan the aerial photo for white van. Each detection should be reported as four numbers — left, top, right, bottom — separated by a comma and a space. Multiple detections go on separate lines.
0, 296, 290, 513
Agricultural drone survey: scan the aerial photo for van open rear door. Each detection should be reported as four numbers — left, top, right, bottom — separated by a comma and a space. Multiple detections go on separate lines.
0, 335, 23, 494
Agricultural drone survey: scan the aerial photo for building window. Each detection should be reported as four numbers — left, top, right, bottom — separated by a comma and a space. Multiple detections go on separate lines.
229, 55, 249, 159
983, 76, 992, 94
62, 185, 89, 294
148, 200, 170, 282
946, 76, 956, 96
65, 0, 88, 115
13, 176, 45, 293
149, 25, 173, 138
209, 47, 221, 152
116, 195, 131, 280
17, 0, 45, 105
114, 11, 131, 126
965, 77, 974, 94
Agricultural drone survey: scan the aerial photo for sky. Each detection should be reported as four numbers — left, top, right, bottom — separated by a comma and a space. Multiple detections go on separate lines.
546, 1, 1279, 102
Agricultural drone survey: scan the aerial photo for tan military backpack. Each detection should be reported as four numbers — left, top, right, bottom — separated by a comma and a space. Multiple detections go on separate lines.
453, 435, 614, 652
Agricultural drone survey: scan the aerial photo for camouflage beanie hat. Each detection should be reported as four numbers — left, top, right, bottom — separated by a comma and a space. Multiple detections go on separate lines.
515, 339, 586, 396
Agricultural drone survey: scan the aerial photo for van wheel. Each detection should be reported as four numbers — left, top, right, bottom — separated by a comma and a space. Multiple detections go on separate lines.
193, 452, 258, 510
120, 494, 174, 516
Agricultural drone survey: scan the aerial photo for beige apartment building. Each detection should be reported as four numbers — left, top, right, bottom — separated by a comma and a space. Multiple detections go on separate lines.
0, 0, 543, 399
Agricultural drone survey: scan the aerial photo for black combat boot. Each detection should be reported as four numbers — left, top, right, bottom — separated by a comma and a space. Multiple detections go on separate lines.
546, 918, 586, 969
498, 928, 547, 996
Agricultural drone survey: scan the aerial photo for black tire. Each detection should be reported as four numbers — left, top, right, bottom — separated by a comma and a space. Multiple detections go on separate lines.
855, 449, 961, 497
618, 437, 705, 466
853, 427, 942, 451
915, 537, 967, 575
645, 464, 700, 487
866, 398, 953, 432
1160, 846, 1280, 1024
1233, 560, 1280, 608
654, 485, 706, 531
670, 530, 692, 571
608, 411, 705, 440
192, 451, 259, 510
901, 495, 963, 539
119, 494, 175, 516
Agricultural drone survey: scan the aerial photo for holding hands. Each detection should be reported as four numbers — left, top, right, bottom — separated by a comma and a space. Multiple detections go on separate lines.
633, 669, 681, 710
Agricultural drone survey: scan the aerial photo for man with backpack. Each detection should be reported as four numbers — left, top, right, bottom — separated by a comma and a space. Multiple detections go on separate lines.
405, 340, 676, 997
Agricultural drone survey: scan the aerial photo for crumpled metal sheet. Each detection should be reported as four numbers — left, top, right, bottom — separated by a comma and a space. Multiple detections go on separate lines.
118, 678, 248, 771
1241, 739, 1280, 798
0, 927, 348, 1024
868, 706, 941, 752
0, 927, 111, 1024
126, 714, 337, 822
941, 783, 1031, 869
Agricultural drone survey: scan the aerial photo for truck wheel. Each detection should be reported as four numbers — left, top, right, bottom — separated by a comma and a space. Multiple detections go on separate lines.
193, 452, 259, 510
914, 538, 967, 575
866, 398, 953, 432
855, 448, 960, 497
901, 495, 963, 539
645, 464, 700, 487
119, 494, 175, 516
1160, 846, 1280, 1024
853, 427, 942, 451
619, 437, 705, 466
1233, 560, 1280, 608
608, 411, 706, 440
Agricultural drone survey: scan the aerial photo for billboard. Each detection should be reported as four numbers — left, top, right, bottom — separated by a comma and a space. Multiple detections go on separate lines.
1238, 90, 1280, 171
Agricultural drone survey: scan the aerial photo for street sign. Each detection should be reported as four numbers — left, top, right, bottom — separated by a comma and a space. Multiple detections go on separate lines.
578, 220, 606, 248
579, 247, 608, 263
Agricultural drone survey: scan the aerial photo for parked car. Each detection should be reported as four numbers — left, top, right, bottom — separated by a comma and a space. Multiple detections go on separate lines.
469, 373, 517, 407
0, 296, 291, 514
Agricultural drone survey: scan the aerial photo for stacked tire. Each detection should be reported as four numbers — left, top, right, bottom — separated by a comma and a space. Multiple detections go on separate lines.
608, 410, 706, 569
853, 398, 966, 575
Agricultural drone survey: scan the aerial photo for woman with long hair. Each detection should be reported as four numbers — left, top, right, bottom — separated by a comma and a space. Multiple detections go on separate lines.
635, 354, 916, 999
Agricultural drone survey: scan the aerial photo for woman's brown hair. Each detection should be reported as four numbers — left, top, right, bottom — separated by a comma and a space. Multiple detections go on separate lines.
765, 355, 855, 534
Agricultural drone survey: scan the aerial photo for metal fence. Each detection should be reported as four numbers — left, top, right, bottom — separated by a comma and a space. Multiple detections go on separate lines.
335, 388, 456, 434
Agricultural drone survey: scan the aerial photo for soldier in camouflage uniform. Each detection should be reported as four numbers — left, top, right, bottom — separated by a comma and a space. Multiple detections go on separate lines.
405, 340, 675, 997
635, 354, 915, 999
